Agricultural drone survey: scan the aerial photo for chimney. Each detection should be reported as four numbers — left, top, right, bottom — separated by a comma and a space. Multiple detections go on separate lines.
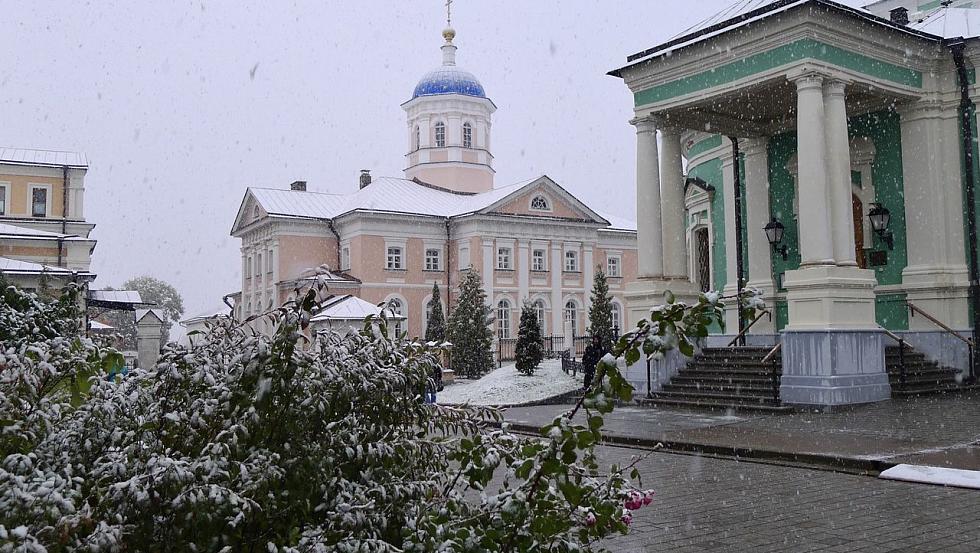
359, 169, 372, 189
890, 7, 909, 26
290, 180, 307, 192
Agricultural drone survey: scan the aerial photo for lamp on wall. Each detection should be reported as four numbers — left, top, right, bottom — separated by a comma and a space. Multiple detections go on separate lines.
764, 217, 789, 261
867, 202, 894, 250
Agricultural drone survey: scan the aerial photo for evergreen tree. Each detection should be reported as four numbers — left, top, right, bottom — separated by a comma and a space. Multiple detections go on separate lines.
515, 301, 544, 376
588, 267, 614, 350
424, 282, 447, 343
446, 269, 494, 378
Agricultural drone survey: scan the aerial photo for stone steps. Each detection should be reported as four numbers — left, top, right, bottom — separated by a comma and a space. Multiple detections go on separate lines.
884, 345, 964, 396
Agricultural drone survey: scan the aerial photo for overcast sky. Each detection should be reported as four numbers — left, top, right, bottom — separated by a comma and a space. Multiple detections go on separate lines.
1, 0, 738, 317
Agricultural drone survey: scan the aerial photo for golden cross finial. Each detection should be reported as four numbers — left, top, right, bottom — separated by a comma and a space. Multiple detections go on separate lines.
446, 0, 453, 27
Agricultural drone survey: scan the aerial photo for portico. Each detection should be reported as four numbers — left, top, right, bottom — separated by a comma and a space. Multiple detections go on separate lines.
611, 0, 980, 406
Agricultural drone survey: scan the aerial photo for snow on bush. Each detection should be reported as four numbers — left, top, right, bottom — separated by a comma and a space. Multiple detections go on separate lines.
1, 278, 725, 551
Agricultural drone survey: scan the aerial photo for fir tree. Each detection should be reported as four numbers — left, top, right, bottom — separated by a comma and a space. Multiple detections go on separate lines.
588, 267, 614, 350
446, 269, 494, 378
515, 301, 544, 376
424, 282, 447, 343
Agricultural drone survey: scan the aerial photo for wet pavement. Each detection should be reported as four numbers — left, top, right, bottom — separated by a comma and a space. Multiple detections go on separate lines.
503, 391, 980, 471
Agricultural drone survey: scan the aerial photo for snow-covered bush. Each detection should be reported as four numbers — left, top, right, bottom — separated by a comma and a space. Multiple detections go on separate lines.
1, 279, 724, 552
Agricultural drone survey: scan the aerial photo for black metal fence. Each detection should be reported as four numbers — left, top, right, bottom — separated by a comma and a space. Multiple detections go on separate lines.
497, 328, 619, 366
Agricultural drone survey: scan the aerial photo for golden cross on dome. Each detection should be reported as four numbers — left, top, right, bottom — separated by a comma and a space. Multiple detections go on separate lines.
446, 0, 453, 27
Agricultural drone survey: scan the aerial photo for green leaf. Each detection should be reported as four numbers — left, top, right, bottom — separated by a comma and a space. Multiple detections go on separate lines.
588, 415, 603, 432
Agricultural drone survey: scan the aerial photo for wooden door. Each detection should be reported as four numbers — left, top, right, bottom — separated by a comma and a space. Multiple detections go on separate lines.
853, 194, 865, 269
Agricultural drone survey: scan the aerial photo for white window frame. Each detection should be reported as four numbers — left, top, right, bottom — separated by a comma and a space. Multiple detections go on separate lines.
497, 299, 512, 339
0, 182, 9, 216
459, 245, 471, 270
564, 250, 579, 273
463, 122, 473, 148
497, 247, 512, 270
387, 297, 406, 337
267, 249, 274, 273
340, 245, 351, 271
529, 195, 551, 212
386, 246, 404, 270
611, 301, 623, 333
434, 121, 446, 148
532, 249, 546, 272
606, 255, 622, 278
29, 184, 52, 218
414, 126, 421, 151
425, 247, 442, 271
533, 299, 547, 335
564, 300, 578, 336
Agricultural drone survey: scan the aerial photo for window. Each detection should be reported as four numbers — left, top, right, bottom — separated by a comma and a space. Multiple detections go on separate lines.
425, 248, 441, 271
497, 247, 512, 270
386, 247, 403, 270
459, 246, 471, 270
0, 185, 7, 215
256, 254, 263, 277
611, 302, 622, 335
564, 250, 579, 272
564, 301, 578, 336
607, 256, 621, 277
252, 205, 260, 219
497, 299, 511, 339
463, 122, 472, 148
341, 246, 351, 270
414, 126, 420, 151
388, 298, 405, 337
530, 196, 549, 211
532, 249, 546, 272
31, 187, 48, 217
425, 298, 435, 334
267, 249, 274, 273
435, 122, 446, 147
533, 300, 547, 335
246, 257, 252, 280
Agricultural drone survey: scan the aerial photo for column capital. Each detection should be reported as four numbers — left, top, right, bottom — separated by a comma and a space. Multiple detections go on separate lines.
822, 78, 850, 97
630, 115, 658, 133
740, 136, 770, 158
789, 72, 825, 90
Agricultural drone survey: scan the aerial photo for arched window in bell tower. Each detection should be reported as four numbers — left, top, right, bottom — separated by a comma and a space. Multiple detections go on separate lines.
435, 121, 446, 147
463, 122, 473, 148
414, 126, 420, 151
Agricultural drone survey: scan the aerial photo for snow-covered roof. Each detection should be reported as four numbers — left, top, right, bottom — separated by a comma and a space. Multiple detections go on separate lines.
89, 320, 113, 330
88, 289, 145, 304
596, 211, 637, 231
181, 306, 230, 326
911, 7, 980, 37
310, 294, 405, 322
0, 147, 88, 168
0, 222, 81, 240
0, 256, 80, 275
610, 0, 945, 76
135, 308, 165, 324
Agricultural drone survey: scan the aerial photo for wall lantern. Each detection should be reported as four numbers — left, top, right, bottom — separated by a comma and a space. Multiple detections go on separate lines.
867, 202, 894, 250
764, 217, 789, 260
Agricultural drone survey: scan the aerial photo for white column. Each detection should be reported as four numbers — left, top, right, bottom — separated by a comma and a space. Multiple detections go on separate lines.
550, 244, 563, 335
824, 79, 857, 266
482, 239, 494, 309
721, 146, 740, 331
743, 137, 776, 334
793, 74, 835, 267
632, 117, 664, 278
583, 245, 595, 311
660, 126, 688, 279
518, 240, 530, 303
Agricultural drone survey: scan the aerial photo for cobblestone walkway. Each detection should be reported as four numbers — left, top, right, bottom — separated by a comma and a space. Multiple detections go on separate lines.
600, 445, 980, 552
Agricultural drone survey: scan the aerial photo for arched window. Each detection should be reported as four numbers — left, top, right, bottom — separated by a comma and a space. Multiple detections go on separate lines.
252, 205, 261, 219
497, 299, 511, 339
564, 301, 578, 337
435, 122, 446, 148
388, 298, 405, 337
424, 298, 436, 336
530, 196, 549, 211
533, 299, 547, 335
463, 122, 473, 148
611, 302, 622, 336
414, 126, 420, 151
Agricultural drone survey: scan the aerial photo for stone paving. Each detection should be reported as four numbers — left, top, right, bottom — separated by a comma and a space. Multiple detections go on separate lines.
598, 444, 980, 552
504, 391, 980, 470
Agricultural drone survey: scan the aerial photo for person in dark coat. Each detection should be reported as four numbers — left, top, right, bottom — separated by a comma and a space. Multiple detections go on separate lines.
425, 365, 443, 404
582, 335, 603, 390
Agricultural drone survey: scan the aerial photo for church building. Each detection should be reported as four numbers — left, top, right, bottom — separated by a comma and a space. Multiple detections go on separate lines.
230, 27, 639, 344
610, 0, 980, 406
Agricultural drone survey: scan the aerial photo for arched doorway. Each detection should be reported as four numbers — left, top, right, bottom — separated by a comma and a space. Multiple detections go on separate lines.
853, 193, 865, 269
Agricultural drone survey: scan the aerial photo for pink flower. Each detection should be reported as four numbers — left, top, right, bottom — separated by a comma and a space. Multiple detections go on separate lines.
624, 491, 644, 510
583, 512, 597, 527
621, 511, 633, 525
642, 491, 655, 506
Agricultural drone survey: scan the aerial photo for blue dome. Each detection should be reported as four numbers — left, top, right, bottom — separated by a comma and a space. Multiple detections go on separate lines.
412, 67, 486, 99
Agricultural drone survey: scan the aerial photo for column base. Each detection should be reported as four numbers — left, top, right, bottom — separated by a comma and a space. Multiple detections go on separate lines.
783, 265, 877, 330
626, 277, 702, 324
780, 329, 890, 407
901, 265, 970, 330
746, 278, 777, 334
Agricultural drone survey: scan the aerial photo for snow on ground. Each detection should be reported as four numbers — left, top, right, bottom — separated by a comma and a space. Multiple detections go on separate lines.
879, 464, 980, 490
439, 359, 581, 406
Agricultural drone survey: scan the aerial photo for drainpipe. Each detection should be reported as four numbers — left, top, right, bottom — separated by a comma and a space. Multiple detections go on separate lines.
326, 219, 342, 271
445, 218, 452, 315
951, 40, 980, 382
58, 165, 69, 267
729, 136, 746, 346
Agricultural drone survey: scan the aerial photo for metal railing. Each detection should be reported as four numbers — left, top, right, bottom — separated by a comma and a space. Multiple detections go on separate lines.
760, 342, 782, 401
879, 326, 908, 388
907, 301, 975, 379
727, 310, 772, 347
